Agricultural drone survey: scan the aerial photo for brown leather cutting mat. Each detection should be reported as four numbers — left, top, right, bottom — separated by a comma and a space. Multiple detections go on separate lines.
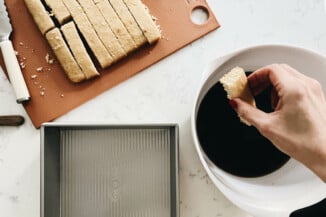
1, 0, 220, 128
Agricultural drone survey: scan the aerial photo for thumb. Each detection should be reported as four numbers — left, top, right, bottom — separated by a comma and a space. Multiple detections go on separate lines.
230, 98, 270, 128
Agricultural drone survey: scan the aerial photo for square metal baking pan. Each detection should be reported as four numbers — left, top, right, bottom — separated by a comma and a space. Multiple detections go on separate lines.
41, 123, 179, 217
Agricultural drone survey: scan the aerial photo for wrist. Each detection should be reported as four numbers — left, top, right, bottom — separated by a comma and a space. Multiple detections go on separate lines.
311, 135, 326, 182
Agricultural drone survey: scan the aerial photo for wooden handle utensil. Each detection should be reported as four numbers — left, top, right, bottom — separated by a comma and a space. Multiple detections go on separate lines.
0, 115, 25, 126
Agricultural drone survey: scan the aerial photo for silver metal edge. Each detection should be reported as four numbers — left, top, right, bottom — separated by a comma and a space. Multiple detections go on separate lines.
173, 124, 180, 217
41, 122, 179, 128
40, 125, 45, 217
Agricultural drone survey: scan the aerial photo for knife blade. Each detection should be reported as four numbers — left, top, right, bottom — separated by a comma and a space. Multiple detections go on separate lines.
0, 0, 30, 103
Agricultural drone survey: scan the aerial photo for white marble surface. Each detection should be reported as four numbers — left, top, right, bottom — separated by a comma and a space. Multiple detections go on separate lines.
1, 0, 326, 217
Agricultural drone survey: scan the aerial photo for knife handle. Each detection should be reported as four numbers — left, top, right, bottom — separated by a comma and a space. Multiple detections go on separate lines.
0, 40, 30, 103
0, 115, 25, 126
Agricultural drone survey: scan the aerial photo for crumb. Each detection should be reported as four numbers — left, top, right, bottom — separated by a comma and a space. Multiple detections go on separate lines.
19, 62, 25, 69
14, 50, 18, 55
36, 67, 43, 72
151, 15, 158, 21
161, 36, 168, 41
19, 42, 24, 46
45, 53, 55, 64
60, 94, 64, 98
45, 53, 49, 61
31, 74, 37, 79
40, 91, 45, 96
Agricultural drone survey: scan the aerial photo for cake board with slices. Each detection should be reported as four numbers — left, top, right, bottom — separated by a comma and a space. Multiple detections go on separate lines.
0, 0, 220, 128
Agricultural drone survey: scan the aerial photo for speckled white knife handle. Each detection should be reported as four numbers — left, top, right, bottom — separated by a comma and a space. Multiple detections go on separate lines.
0, 40, 30, 103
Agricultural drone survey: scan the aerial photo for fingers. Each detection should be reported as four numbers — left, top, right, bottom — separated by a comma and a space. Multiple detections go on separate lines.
248, 64, 299, 96
280, 64, 306, 80
248, 64, 281, 96
247, 68, 270, 96
231, 98, 270, 129
270, 87, 279, 110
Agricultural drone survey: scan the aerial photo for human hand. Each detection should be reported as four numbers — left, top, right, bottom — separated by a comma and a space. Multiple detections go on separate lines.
230, 64, 326, 182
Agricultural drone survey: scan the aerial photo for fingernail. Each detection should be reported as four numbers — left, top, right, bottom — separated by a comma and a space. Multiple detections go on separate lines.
229, 99, 238, 110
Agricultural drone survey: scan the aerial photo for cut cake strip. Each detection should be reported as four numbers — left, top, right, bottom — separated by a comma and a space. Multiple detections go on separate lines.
62, 0, 113, 68
23, 0, 55, 34
44, 0, 71, 25
219, 67, 256, 126
109, 0, 147, 47
94, 0, 137, 54
45, 28, 85, 83
76, 0, 126, 62
61, 22, 99, 80
122, 0, 161, 44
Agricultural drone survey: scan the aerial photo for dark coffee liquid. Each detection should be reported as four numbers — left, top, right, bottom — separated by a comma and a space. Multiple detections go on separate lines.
196, 76, 290, 177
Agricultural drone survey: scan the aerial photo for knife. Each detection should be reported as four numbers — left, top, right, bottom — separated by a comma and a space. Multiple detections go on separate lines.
0, 115, 24, 126
0, 0, 30, 103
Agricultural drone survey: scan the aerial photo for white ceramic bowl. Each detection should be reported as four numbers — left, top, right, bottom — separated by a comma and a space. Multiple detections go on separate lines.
191, 44, 326, 217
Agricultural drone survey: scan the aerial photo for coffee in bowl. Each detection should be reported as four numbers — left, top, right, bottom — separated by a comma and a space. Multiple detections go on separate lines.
196, 70, 290, 178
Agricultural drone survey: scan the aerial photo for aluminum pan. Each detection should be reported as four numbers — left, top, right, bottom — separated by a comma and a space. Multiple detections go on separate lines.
41, 123, 179, 217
